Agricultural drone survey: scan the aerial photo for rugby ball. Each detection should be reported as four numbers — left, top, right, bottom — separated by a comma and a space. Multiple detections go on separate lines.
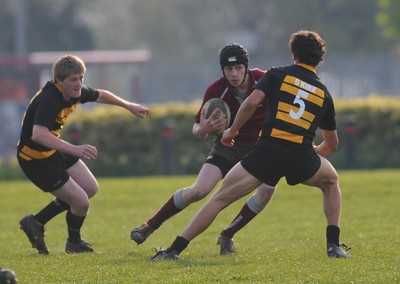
202, 98, 231, 135
0, 268, 18, 284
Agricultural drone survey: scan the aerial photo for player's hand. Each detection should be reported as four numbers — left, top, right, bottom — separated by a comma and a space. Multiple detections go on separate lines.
220, 128, 238, 147
73, 144, 98, 160
127, 103, 149, 119
199, 108, 227, 134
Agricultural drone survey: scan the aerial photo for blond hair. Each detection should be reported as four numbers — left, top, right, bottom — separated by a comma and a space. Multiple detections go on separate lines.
52, 54, 86, 82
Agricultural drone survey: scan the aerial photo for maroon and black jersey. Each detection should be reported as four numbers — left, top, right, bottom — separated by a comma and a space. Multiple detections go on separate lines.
195, 68, 268, 144
255, 64, 336, 147
17, 81, 99, 161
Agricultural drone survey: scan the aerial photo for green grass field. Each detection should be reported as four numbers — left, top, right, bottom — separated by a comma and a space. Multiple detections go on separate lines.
1, 170, 399, 283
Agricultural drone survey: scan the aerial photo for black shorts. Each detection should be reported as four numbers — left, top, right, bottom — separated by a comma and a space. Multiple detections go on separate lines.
205, 141, 253, 177
241, 138, 321, 186
17, 151, 80, 192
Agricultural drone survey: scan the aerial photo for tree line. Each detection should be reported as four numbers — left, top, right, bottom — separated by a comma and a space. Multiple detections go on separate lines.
1, 0, 399, 60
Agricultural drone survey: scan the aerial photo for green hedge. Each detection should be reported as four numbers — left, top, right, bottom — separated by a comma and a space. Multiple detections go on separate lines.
330, 96, 400, 168
62, 96, 400, 177
2, 96, 399, 179
64, 101, 214, 177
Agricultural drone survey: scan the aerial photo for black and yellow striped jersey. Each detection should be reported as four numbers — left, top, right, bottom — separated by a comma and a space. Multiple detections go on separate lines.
17, 81, 99, 161
255, 64, 336, 146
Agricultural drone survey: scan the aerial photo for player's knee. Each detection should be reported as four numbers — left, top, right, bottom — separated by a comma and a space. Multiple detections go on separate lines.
326, 170, 339, 185
263, 184, 276, 194
85, 182, 99, 198
190, 185, 211, 201
258, 185, 276, 198
320, 174, 339, 194
321, 157, 339, 183
70, 198, 90, 215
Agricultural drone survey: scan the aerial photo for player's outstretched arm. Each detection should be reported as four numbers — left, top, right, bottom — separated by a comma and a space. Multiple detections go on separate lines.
96, 89, 149, 118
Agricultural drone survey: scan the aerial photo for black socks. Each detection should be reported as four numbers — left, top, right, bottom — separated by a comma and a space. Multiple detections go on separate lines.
166, 236, 190, 254
326, 225, 340, 246
34, 198, 70, 225
66, 210, 86, 243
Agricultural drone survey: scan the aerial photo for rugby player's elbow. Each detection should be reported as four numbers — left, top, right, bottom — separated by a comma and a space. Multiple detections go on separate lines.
31, 133, 40, 143
326, 141, 338, 154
